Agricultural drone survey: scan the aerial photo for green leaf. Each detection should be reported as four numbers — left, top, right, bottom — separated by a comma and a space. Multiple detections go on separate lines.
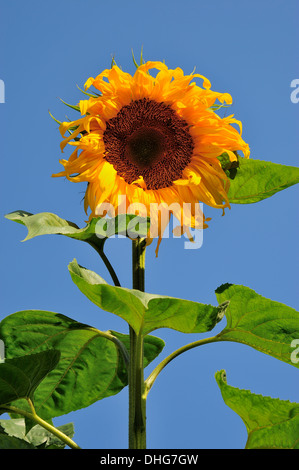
5, 211, 150, 285
223, 157, 299, 204
68, 259, 225, 336
4, 211, 149, 251
215, 370, 299, 449
215, 284, 299, 368
0, 350, 60, 407
29, 422, 75, 449
0, 418, 25, 438
0, 423, 35, 449
0, 311, 164, 420
0, 418, 74, 449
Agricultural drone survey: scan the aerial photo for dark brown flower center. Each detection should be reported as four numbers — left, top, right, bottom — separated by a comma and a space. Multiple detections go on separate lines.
103, 98, 194, 190
125, 127, 165, 169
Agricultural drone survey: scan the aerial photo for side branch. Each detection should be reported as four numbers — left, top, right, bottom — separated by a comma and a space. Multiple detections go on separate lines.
144, 335, 220, 396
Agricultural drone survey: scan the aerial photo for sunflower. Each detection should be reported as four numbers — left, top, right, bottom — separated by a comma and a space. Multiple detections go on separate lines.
53, 59, 250, 253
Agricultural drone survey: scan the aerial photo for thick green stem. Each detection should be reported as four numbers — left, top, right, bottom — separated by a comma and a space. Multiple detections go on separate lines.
3, 400, 81, 449
129, 238, 147, 449
132, 237, 146, 292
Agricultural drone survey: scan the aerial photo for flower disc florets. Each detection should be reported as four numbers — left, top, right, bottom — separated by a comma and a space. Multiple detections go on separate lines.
103, 98, 194, 190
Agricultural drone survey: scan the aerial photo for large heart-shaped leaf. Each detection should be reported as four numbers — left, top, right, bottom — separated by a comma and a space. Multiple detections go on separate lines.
215, 284, 299, 368
215, 370, 299, 449
0, 311, 164, 420
68, 259, 226, 336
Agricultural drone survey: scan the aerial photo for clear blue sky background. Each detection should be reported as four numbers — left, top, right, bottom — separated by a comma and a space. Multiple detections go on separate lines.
0, 0, 298, 449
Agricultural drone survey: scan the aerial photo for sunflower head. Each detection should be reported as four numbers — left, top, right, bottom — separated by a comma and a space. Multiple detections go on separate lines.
53, 57, 250, 253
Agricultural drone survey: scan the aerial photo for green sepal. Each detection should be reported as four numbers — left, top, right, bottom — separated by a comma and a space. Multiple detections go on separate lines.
58, 97, 81, 112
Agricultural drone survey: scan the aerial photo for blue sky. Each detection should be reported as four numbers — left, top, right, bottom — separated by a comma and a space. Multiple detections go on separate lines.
0, 0, 298, 449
